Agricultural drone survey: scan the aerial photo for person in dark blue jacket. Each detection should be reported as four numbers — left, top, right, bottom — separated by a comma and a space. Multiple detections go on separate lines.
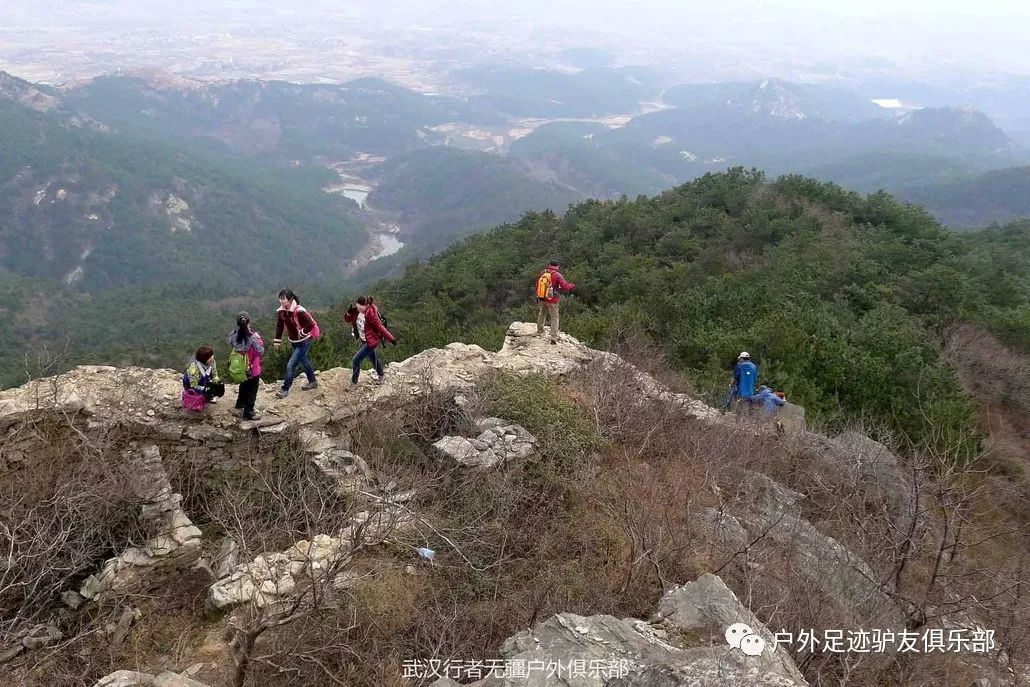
723, 351, 758, 411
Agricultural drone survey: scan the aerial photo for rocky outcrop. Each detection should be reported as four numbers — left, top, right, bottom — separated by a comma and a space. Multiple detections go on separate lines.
206, 507, 411, 611
94, 670, 211, 687
691, 507, 749, 562
775, 401, 806, 433
731, 471, 905, 629
431, 573, 808, 686
433, 418, 537, 469
0, 323, 728, 442
78, 445, 202, 602
797, 431, 915, 533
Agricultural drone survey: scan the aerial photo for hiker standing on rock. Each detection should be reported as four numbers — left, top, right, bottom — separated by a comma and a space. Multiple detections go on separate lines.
181, 346, 225, 411
723, 351, 758, 412
343, 295, 395, 386
273, 289, 320, 398
535, 259, 575, 345
227, 311, 264, 420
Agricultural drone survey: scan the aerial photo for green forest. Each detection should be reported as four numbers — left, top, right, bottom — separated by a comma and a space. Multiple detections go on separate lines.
300, 169, 1027, 458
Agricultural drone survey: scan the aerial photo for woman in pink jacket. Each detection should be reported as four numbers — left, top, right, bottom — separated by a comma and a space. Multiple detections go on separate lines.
227, 311, 264, 420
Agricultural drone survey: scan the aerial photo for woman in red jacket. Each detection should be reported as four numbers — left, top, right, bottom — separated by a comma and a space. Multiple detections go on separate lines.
343, 295, 395, 385
273, 288, 319, 398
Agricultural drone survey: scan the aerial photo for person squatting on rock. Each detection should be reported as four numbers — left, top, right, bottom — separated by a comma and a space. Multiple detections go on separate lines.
535, 259, 575, 345
751, 384, 785, 415
723, 351, 758, 412
343, 295, 395, 386
181, 346, 225, 411
273, 288, 320, 398
226, 311, 264, 420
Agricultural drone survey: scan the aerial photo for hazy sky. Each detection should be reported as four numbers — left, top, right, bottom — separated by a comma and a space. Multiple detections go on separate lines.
2, 0, 1030, 80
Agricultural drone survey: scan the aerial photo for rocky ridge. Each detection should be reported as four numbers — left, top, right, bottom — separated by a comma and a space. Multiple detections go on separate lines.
0, 323, 922, 686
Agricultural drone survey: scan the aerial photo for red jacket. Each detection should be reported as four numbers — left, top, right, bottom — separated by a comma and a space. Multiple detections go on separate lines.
540, 266, 575, 304
344, 304, 395, 348
274, 305, 317, 345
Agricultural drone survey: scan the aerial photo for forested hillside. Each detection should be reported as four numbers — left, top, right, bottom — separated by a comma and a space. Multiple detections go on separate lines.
902, 165, 1030, 227
0, 93, 364, 290
332, 170, 1028, 456
368, 147, 584, 252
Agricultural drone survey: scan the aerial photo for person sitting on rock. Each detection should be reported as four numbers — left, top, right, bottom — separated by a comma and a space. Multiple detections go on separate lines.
535, 259, 575, 345
181, 346, 225, 411
227, 311, 264, 421
343, 295, 395, 386
723, 351, 758, 412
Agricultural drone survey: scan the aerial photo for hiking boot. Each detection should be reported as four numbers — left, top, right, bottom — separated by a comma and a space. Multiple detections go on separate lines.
375, 374, 385, 385
301, 380, 319, 391
275, 388, 289, 399
244, 411, 262, 421
231, 408, 245, 418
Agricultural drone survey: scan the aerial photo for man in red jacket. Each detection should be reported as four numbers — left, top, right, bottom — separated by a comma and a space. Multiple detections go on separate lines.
536, 259, 575, 345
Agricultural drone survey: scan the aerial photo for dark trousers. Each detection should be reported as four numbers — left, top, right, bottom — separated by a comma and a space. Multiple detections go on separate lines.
351, 343, 383, 383
236, 376, 259, 413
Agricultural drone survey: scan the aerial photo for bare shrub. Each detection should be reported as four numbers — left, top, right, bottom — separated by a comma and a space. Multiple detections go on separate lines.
0, 417, 142, 639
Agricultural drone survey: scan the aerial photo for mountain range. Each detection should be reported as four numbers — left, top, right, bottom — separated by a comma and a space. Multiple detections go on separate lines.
2, 66, 1030, 389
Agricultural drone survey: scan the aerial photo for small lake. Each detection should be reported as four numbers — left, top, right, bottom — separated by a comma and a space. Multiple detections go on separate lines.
371, 233, 404, 260
340, 185, 370, 208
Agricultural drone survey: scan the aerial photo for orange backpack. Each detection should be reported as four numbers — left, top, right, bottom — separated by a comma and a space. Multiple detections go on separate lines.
535, 271, 554, 300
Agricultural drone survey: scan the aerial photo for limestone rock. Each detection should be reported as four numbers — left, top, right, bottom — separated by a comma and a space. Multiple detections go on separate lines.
92, 672, 210, 687
692, 507, 748, 559
430, 573, 808, 686
94, 671, 157, 687
733, 471, 905, 629
207, 507, 410, 611
213, 537, 240, 579
153, 673, 212, 687
61, 590, 86, 609
776, 401, 806, 433
654, 573, 807, 684
434, 422, 537, 470
20, 622, 62, 650
311, 448, 374, 496
79, 446, 201, 601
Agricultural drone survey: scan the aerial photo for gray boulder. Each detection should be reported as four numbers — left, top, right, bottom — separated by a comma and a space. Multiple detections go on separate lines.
430, 572, 808, 686
733, 471, 905, 629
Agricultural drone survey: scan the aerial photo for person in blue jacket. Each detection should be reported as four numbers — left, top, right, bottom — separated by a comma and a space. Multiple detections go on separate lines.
751, 385, 786, 414
723, 351, 758, 411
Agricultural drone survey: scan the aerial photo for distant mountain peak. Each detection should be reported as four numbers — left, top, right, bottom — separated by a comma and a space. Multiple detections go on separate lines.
893, 106, 1017, 151
105, 68, 209, 92
0, 70, 59, 112
730, 79, 807, 121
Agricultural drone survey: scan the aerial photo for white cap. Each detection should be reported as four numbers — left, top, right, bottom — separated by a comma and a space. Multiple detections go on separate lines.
738, 351, 750, 359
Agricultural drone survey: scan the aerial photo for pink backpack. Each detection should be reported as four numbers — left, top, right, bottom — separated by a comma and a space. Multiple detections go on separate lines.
181, 389, 206, 412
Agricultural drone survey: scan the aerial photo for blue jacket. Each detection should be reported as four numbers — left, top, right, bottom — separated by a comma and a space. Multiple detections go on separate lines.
752, 386, 785, 414
732, 360, 758, 398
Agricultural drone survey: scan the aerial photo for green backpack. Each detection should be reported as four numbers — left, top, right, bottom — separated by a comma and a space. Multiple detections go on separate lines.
228, 349, 249, 383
